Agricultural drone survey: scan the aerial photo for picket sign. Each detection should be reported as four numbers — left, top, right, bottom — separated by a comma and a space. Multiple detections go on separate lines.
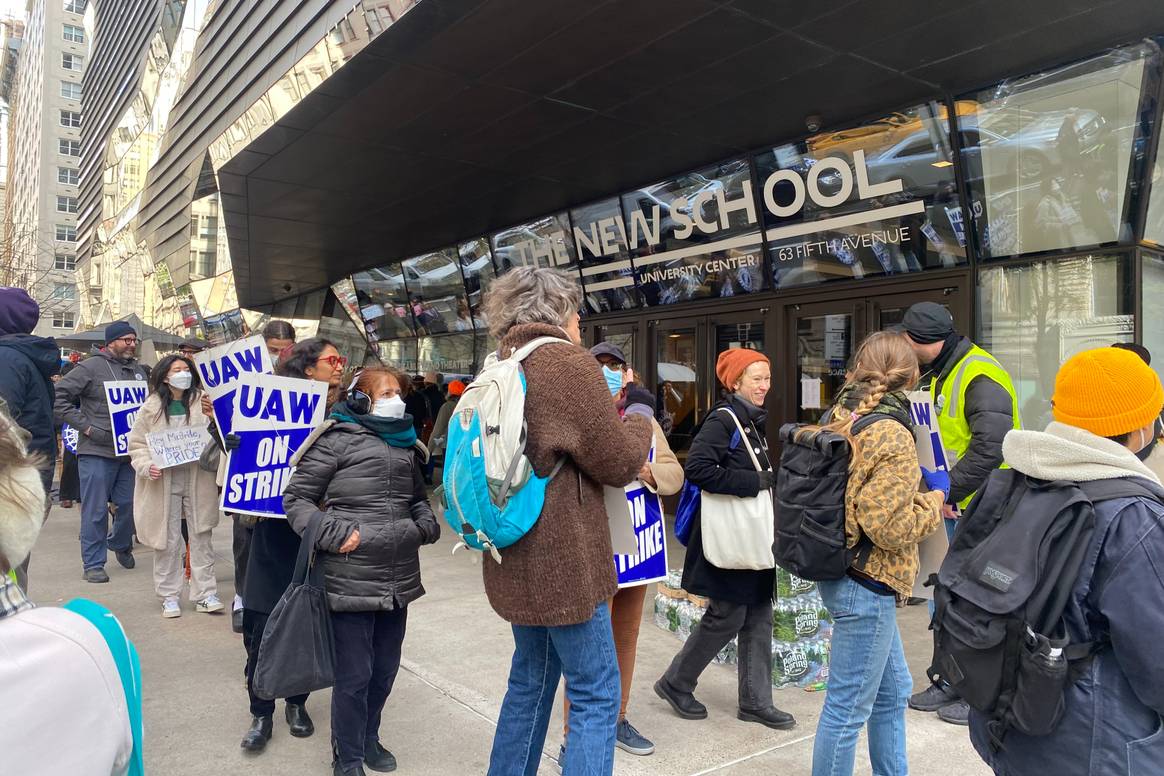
607, 439, 668, 589
104, 381, 149, 456
220, 373, 327, 518
192, 335, 273, 438
907, 390, 952, 600
146, 425, 212, 469
61, 424, 79, 455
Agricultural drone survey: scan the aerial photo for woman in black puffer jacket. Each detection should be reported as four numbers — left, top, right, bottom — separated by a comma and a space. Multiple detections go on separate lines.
283, 366, 440, 776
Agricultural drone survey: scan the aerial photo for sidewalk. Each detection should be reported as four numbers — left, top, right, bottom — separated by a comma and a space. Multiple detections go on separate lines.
30, 504, 990, 776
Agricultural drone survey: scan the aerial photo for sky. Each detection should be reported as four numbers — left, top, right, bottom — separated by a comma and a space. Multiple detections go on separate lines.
0, 0, 22, 20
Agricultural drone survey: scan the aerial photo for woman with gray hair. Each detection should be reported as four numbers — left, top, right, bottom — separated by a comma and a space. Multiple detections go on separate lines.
478, 266, 656, 776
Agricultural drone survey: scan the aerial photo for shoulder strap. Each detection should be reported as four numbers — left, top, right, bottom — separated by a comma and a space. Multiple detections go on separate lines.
1078, 477, 1164, 505
850, 411, 911, 435
509, 336, 572, 363
716, 407, 763, 473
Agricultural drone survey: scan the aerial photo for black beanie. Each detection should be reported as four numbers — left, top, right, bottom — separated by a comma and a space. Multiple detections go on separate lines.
104, 320, 136, 344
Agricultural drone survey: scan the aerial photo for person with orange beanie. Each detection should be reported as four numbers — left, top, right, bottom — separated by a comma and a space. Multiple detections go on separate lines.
656, 347, 796, 731
968, 346, 1164, 776
427, 379, 465, 478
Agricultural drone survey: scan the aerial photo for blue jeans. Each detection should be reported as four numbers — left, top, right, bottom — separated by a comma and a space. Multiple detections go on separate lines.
488, 603, 620, 776
78, 455, 137, 570
813, 576, 912, 776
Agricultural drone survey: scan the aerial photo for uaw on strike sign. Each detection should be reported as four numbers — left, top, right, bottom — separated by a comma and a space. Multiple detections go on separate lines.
907, 390, 953, 600
605, 441, 668, 588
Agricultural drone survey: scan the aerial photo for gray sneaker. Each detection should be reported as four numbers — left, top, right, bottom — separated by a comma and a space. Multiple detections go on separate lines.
909, 682, 959, 712
83, 567, 110, 583
937, 699, 970, 726
616, 719, 655, 755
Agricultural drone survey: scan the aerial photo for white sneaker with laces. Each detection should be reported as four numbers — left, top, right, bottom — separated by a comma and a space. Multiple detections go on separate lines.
162, 598, 181, 618
196, 594, 225, 613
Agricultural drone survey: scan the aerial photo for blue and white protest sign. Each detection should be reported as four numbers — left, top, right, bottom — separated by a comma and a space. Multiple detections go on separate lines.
61, 424, 79, 454
104, 381, 149, 456
907, 390, 952, 599
147, 425, 212, 469
607, 442, 668, 588
221, 373, 327, 517
193, 335, 273, 438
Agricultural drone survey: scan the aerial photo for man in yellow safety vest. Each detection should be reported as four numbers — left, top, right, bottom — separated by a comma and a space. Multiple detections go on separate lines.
897, 301, 1020, 727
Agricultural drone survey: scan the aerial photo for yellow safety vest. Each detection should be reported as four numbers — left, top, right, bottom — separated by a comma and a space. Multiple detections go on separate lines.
930, 344, 1021, 510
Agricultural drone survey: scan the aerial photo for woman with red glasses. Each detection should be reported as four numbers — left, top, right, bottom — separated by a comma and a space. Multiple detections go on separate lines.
239, 338, 347, 755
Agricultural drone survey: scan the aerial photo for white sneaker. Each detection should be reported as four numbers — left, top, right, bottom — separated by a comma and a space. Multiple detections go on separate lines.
162, 598, 181, 618
196, 594, 225, 613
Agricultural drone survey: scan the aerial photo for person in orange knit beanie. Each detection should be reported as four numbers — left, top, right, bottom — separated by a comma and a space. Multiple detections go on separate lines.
969, 346, 1164, 776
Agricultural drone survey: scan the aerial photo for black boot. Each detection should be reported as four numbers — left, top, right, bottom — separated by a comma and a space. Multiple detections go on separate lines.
738, 706, 796, 730
285, 703, 314, 737
333, 763, 367, 776
240, 715, 272, 752
654, 677, 708, 720
364, 740, 398, 773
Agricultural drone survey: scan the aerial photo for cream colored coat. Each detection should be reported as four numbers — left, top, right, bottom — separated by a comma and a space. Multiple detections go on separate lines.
126, 393, 221, 550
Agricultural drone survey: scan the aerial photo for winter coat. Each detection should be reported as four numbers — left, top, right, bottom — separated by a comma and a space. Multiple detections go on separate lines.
283, 419, 440, 612
970, 422, 1164, 775
681, 395, 775, 606
54, 351, 149, 458
429, 397, 457, 457
0, 334, 59, 465
481, 323, 653, 627
244, 519, 302, 616
643, 415, 684, 497
835, 391, 943, 599
125, 394, 220, 550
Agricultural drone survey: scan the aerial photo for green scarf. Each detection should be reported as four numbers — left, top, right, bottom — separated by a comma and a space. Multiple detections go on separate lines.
834, 383, 913, 428
330, 400, 417, 448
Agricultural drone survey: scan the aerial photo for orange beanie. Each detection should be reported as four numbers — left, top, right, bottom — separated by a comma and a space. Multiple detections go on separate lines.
716, 348, 769, 390
1052, 347, 1164, 437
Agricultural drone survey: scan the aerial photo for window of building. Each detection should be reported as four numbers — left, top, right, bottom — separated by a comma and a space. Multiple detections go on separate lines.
51, 282, 76, 301
59, 139, 80, 156
58, 166, 79, 185
56, 195, 78, 213
64, 0, 86, 13
192, 250, 216, 278
959, 42, 1157, 260
60, 81, 82, 100
54, 254, 76, 271
1145, 124, 1164, 247
55, 224, 77, 242
352, 263, 416, 341
1144, 253, 1164, 386
62, 24, 84, 43
59, 109, 81, 128
52, 312, 75, 329
401, 249, 471, 335
571, 197, 641, 314
62, 53, 83, 71
978, 253, 1133, 429
457, 238, 496, 328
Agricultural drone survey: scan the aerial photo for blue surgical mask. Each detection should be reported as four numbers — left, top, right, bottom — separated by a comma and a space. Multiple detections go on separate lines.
602, 365, 624, 396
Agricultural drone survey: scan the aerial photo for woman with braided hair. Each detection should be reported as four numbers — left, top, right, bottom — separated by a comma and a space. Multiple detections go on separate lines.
807, 331, 945, 776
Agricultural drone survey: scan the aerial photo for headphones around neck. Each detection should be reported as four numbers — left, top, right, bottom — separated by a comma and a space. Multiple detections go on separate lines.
346, 370, 372, 415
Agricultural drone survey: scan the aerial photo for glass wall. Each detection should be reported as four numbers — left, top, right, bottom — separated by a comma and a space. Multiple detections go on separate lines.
352, 264, 416, 342
458, 238, 497, 330
961, 42, 1158, 259
571, 196, 641, 313
490, 213, 578, 273
401, 249, 469, 335
1143, 252, 1164, 386
978, 253, 1133, 430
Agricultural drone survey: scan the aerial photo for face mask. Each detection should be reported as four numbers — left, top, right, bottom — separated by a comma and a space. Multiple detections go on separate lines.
601, 365, 623, 396
371, 395, 406, 419
168, 371, 193, 390
1135, 426, 1158, 462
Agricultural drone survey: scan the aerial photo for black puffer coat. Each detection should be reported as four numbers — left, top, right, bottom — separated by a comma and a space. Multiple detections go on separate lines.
681, 395, 775, 606
283, 419, 440, 612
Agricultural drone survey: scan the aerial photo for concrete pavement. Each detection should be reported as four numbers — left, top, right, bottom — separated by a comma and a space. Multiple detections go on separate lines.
29, 503, 991, 776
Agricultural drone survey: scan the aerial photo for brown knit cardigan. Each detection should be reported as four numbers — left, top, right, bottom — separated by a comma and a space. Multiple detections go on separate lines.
481, 323, 653, 626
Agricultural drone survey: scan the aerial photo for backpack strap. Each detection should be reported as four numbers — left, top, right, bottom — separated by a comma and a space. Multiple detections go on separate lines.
851, 411, 912, 435
1078, 476, 1164, 505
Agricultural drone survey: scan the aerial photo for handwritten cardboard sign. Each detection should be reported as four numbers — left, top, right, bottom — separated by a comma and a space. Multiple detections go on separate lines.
147, 425, 212, 469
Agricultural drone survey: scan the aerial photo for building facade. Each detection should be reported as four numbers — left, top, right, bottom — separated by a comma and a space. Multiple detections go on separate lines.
2, 1, 87, 336
80, 1, 1164, 447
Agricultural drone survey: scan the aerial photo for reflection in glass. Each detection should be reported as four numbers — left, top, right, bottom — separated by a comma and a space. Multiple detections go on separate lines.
330, 277, 367, 336
1144, 123, 1164, 246
1142, 254, 1164, 387
352, 264, 416, 341
960, 43, 1157, 258
378, 338, 418, 374
978, 254, 1132, 429
190, 270, 239, 315
657, 327, 698, 455
570, 197, 640, 313
794, 314, 852, 424
756, 102, 965, 289
624, 158, 765, 305
458, 238, 495, 330
490, 213, 578, 273
417, 334, 481, 380
402, 249, 468, 335
202, 309, 249, 345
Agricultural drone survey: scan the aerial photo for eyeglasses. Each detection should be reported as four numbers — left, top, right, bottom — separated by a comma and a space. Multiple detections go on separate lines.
114, 337, 138, 345
315, 355, 348, 369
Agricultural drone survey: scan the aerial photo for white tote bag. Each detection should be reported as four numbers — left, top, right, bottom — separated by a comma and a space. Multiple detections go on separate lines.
700, 408, 776, 571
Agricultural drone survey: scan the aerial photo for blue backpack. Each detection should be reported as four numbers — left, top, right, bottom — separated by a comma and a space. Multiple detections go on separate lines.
440, 336, 568, 562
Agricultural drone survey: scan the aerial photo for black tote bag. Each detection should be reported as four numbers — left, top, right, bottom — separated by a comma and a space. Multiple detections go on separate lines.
252, 512, 336, 700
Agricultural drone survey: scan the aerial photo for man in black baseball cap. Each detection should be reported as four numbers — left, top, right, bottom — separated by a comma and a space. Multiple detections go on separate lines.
898, 300, 1020, 726
178, 337, 209, 358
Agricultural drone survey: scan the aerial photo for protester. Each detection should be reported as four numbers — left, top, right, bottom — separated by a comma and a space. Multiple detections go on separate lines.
1111, 342, 1164, 479
0, 409, 139, 775
478, 266, 653, 776
58, 358, 82, 509
803, 332, 944, 776
177, 338, 208, 358
54, 321, 150, 584
899, 301, 1019, 725
421, 370, 445, 424
556, 342, 684, 761
239, 337, 344, 753
260, 320, 296, 363
655, 348, 795, 731
126, 355, 222, 619
401, 376, 429, 437
427, 378, 464, 481
969, 346, 1164, 774
284, 366, 440, 776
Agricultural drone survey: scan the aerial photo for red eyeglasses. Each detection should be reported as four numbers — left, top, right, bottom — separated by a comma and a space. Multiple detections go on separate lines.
315, 355, 348, 369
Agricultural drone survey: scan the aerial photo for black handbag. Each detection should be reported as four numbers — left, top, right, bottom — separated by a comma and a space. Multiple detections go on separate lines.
252, 512, 336, 700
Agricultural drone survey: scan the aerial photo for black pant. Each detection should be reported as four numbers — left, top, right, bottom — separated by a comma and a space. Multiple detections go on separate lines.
243, 609, 309, 717
233, 517, 253, 601
332, 608, 408, 770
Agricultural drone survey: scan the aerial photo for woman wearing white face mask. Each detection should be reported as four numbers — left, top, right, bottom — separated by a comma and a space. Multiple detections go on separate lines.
284, 366, 440, 776
126, 354, 222, 618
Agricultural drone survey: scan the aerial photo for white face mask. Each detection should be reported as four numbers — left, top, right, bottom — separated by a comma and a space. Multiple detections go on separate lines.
371, 395, 406, 419
168, 371, 193, 390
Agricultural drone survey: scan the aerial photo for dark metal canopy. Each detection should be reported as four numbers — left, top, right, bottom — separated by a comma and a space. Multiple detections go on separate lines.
221, 0, 1164, 308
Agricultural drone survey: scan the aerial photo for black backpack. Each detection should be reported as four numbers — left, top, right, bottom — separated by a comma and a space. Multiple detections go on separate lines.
774, 413, 911, 581
927, 468, 1164, 748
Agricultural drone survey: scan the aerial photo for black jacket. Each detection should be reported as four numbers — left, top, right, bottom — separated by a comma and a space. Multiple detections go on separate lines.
283, 419, 440, 612
681, 395, 775, 606
929, 337, 1016, 504
244, 518, 302, 616
0, 334, 60, 463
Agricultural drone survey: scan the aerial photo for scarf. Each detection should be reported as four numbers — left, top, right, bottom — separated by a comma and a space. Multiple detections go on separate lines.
330, 400, 417, 449
833, 383, 913, 428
